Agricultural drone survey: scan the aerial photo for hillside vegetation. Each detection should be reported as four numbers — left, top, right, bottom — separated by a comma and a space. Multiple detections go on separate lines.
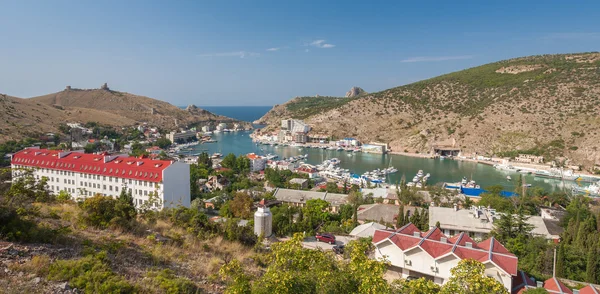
257, 52, 600, 167
0, 86, 250, 142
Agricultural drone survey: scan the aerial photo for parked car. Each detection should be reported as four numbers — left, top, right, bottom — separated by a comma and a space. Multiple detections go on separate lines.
406, 276, 419, 281
315, 233, 336, 244
332, 244, 345, 254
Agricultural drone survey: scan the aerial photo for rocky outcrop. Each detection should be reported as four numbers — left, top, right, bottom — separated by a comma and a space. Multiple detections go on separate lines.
345, 87, 366, 97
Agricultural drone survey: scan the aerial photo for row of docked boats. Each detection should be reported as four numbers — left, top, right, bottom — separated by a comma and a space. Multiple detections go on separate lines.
494, 164, 583, 181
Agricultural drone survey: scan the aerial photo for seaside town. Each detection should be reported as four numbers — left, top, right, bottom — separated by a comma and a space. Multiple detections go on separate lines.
3, 2, 600, 293
2, 113, 600, 293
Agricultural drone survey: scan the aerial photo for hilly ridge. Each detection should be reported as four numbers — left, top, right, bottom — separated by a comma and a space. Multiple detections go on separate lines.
0, 86, 249, 142
257, 52, 600, 168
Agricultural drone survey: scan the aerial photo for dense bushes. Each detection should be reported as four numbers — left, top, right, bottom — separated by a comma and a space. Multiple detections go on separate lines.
79, 191, 136, 229
47, 251, 136, 293
145, 269, 197, 294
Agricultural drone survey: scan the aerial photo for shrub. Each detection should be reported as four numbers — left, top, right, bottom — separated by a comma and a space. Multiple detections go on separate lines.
47, 251, 135, 293
79, 194, 136, 229
146, 269, 197, 294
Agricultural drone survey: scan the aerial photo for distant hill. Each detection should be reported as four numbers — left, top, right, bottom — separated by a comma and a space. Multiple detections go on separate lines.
0, 85, 249, 142
257, 52, 600, 168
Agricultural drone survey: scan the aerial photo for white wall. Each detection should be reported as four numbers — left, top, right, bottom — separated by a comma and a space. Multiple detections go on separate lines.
12, 164, 170, 210
162, 161, 191, 208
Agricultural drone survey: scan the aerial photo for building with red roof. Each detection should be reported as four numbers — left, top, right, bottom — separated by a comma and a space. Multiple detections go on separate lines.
373, 223, 518, 292
246, 153, 267, 172
11, 147, 190, 209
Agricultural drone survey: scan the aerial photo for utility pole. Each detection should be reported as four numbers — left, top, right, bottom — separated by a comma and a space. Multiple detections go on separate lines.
553, 247, 557, 277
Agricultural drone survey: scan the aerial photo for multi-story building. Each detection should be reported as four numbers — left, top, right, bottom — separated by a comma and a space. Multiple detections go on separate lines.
10, 147, 190, 209
247, 153, 267, 172
281, 119, 310, 134
373, 223, 518, 292
166, 130, 197, 143
294, 132, 307, 143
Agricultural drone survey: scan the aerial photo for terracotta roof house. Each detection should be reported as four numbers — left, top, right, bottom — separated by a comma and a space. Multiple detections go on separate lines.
373, 223, 518, 292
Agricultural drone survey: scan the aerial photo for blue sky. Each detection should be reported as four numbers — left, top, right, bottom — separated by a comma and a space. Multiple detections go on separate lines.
1, 1, 599, 106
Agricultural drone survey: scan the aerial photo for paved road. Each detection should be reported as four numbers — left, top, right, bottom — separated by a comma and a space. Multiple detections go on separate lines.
302, 235, 355, 251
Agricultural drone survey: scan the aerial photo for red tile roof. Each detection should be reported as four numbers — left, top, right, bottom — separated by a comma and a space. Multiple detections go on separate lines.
373, 223, 518, 276
11, 148, 171, 183
543, 277, 573, 294
579, 285, 600, 294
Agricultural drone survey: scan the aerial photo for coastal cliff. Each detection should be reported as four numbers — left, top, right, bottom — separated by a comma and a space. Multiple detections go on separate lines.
256, 52, 600, 168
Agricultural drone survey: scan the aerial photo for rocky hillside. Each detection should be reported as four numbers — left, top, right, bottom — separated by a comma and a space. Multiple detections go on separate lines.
345, 87, 366, 97
30, 84, 249, 129
0, 93, 134, 142
0, 85, 250, 142
257, 52, 600, 168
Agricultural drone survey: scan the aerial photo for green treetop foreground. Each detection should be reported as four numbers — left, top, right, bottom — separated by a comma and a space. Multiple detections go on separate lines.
220, 234, 508, 294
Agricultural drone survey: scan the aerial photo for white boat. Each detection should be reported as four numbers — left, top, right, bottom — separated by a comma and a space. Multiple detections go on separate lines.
507, 176, 512, 181
572, 182, 600, 197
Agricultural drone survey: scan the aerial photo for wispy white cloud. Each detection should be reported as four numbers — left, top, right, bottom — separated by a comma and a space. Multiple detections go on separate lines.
266, 47, 280, 51
197, 51, 260, 58
305, 49, 310, 53
401, 55, 474, 63
307, 39, 336, 48
541, 32, 600, 40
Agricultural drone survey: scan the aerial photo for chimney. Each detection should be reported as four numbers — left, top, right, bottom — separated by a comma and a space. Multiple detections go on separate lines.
136, 161, 144, 166
573, 290, 580, 294
440, 237, 447, 243
465, 242, 472, 248
413, 232, 421, 237
536, 281, 543, 288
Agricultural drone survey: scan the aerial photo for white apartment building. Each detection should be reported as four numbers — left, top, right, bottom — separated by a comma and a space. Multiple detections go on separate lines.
247, 153, 267, 172
11, 147, 190, 209
166, 130, 197, 143
281, 119, 310, 134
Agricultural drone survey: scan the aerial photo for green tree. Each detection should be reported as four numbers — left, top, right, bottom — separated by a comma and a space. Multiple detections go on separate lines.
235, 155, 250, 174
303, 199, 331, 230
397, 203, 406, 227
229, 192, 253, 219
221, 153, 238, 169
440, 259, 508, 294
347, 191, 363, 224
391, 277, 441, 294
155, 138, 172, 149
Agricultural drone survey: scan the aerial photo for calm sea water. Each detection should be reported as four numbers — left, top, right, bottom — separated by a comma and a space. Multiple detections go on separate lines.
183, 130, 572, 192
196, 106, 272, 123
181, 105, 572, 192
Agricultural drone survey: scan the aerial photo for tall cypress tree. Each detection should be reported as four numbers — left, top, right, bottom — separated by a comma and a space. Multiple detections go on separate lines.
556, 243, 566, 277
397, 203, 405, 228
586, 249, 598, 283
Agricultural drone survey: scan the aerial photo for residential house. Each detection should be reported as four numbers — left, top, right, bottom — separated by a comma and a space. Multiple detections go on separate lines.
357, 203, 416, 224
296, 164, 319, 179
361, 187, 400, 205
429, 206, 564, 241
272, 188, 347, 212
146, 146, 163, 155
349, 222, 391, 239
204, 175, 230, 192
373, 223, 518, 292
289, 178, 309, 189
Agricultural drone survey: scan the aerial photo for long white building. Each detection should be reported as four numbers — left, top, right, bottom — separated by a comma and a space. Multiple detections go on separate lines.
11, 147, 190, 209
